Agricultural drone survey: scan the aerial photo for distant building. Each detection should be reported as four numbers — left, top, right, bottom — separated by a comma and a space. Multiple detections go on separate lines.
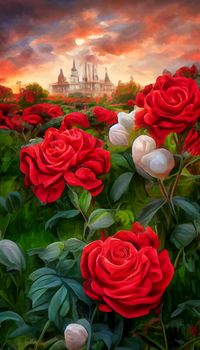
50, 59, 115, 97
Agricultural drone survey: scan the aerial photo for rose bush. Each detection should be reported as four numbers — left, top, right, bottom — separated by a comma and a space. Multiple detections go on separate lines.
81, 222, 174, 318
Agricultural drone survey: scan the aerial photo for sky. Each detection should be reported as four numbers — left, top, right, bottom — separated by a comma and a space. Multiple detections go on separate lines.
1, 0, 200, 92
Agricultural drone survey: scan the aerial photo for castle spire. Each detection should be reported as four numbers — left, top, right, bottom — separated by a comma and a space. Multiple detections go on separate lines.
58, 68, 66, 83
104, 67, 110, 82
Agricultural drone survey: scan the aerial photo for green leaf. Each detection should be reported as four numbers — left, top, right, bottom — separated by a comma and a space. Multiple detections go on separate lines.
48, 285, 68, 322
173, 196, 200, 219
171, 300, 200, 318
31, 288, 51, 308
68, 189, 80, 208
38, 117, 63, 132
113, 319, 124, 346
29, 275, 61, 295
49, 340, 66, 350
64, 238, 86, 253
29, 267, 57, 281
45, 210, 80, 230
88, 209, 114, 231
111, 153, 133, 170
38, 242, 65, 262
0, 311, 24, 325
79, 190, 92, 214
62, 278, 90, 304
77, 319, 92, 350
92, 324, 113, 350
137, 199, 166, 227
110, 172, 134, 202
0, 239, 26, 271
170, 223, 197, 249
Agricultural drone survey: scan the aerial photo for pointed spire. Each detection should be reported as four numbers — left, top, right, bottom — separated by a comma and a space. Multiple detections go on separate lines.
73, 59, 76, 69
72, 58, 77, 71
105, 67, 110, 82
58, 68, 66, 83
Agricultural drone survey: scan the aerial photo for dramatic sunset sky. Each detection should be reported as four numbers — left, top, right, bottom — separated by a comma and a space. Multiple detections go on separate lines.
1, 0, 200, 92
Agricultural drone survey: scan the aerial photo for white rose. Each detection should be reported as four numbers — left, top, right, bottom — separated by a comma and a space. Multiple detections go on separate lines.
64, 323, 88, 350
109, 123, 129, 146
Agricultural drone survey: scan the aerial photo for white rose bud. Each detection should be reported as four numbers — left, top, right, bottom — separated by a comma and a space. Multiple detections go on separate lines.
64, 323, 88, 350
140, 148, 175, 180
118, 110, 135, 130
109, 123, 129, 146
132, 135, 156, 165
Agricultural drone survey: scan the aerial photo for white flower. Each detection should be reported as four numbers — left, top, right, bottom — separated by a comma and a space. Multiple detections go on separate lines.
132, 135, 156, 165
109, 123, 129, 146
64, 323, 88, 350
140, 148, 175, 180
118, 110, 135, 130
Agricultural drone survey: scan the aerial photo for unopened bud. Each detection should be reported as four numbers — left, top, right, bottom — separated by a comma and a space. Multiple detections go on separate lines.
64, 323, 88, 350
109, 123, 129, 146
140, 148, 175, 180
132, 135, 156, 165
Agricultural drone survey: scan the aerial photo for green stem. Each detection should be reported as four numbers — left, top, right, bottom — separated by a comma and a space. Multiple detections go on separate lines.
35, 320, 51, 350
90, 305, 98, 324
174, 249, 183, 269
160, 319, 168, 350
177, 336, 200, 350
138, 332, 166, 350
159, 180, 168, 199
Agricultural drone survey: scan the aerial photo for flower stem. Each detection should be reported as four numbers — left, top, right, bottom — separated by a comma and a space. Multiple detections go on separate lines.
160, 318, 168, 350
35, 320, 51, 350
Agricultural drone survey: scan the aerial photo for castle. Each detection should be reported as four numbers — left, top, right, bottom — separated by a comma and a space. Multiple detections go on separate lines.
50, 60, 115, 97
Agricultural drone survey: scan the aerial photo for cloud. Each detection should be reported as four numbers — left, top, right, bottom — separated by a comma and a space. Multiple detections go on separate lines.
1, 0, 200, 88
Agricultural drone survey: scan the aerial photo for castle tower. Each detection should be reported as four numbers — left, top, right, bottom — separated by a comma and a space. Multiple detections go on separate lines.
92, 64, 99, 81
58, 68, 66, 83
82, 62, 88, 82
104, 67, 110, 83
70, 59, 79, 83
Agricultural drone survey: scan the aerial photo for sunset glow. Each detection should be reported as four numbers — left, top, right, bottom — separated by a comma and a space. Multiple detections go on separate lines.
1, 0, 200, 92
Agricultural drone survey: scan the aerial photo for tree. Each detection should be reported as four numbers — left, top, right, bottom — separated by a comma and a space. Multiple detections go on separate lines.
19, 82, 49, 107
0, 85, 13, 102
113, 78, 141, 103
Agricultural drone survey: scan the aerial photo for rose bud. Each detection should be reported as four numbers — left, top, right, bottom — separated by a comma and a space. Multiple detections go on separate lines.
132, 135, 156, 165
140, 148, 175, 180
64, 323, 88, 350
117, 110, 135, 130
109, 123, 129, 146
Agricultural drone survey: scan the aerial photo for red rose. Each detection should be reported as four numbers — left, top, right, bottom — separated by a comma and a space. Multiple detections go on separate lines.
60, 112, 90, 131
174, 64, 198, 78
93, 106, 118, 126
22, 114, 43, 126
23, 103, 63, 119
184, 128, 200, 155
135, 75, 200, 144
20, 128, 110, 203
4, 115, 23, 131
135, 84, 153, 108
81, 222, 174, 318
127, 99, 135, 107
0, 103, 18, 116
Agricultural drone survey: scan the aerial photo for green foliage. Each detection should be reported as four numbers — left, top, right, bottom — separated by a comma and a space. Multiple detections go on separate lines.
113, 78, 141, 103
0, 95, 200, 349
